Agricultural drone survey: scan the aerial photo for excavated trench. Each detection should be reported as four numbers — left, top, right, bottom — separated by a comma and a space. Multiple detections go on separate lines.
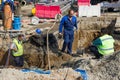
22, 17, 119, 70
0, 17, 119, 71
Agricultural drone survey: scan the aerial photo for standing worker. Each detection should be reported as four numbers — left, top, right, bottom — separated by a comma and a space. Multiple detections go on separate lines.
59, 10, 77, 54
90, 28, 115, 59
11, 34, 24, 67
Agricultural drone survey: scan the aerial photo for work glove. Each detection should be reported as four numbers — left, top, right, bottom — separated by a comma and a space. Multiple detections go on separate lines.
73, 27, 77, 31
58, 33, 63, 39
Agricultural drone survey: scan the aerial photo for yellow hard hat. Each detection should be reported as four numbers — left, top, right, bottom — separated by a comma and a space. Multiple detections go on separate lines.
32, 7, 36, 15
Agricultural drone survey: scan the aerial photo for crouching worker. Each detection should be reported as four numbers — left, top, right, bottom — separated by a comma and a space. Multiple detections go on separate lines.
11, 34, 24, 67
90, 29, 115, 59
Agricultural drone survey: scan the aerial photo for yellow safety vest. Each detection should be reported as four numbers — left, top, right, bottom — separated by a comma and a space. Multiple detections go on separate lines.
98, 34, 115, 55
12, 39, 23, 57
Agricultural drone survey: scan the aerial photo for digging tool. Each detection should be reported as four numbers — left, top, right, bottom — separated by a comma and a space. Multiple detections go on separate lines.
4, 31, 12, 68
47, 21, 57, 70
58, 33, 63, 49
46, 15, 60, 70
5, 44, 11, 68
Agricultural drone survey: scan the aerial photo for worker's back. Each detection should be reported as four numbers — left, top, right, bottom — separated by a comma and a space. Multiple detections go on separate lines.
97, 34, 115, 55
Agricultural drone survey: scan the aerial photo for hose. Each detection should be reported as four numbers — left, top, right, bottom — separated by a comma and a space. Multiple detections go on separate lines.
20, 0, 26, 6
55, 14, 62, 22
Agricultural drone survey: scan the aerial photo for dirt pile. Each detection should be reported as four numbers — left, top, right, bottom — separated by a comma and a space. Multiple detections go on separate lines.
79, 17, 116, 30
0, 68, 82, 80
23, 34, 72, 69
62, 51, 120, 80
88, 51, 120, 80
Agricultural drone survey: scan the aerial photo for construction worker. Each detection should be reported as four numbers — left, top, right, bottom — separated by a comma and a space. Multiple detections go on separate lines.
2, 0, 15, 12
59, 9, 77, 54
11, 34, 24, 67
90, 28, 115, 59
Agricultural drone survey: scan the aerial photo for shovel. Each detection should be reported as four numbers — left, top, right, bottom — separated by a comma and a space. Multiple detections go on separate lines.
5, 45, 11, 68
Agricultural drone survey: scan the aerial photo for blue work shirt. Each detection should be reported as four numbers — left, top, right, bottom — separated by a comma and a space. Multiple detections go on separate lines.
59, 15, 77, 33
93, 38, 102, 46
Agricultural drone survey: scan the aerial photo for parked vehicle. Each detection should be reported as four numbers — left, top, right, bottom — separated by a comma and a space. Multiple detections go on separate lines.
100, 0, 120, 12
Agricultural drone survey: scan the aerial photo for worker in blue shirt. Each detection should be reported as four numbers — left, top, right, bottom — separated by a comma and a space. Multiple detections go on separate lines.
59, 10, 77, 54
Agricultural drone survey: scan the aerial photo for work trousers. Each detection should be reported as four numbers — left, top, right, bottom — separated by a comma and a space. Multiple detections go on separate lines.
62, 30, 74, 54
89, 46, 103, 59
14, 55, 24, 67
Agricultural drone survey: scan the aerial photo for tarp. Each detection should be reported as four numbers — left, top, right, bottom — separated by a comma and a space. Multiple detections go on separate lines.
21, 68, 87, 80
22, 69, 51, 74
75, 68, 88, 80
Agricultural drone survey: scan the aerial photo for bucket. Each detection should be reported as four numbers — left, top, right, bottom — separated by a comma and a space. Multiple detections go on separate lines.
14, 17, 21, 23
13, 23, 21, 30
13, 16, 21, 30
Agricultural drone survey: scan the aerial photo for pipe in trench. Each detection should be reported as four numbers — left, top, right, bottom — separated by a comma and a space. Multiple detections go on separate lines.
20, 0, 26, 6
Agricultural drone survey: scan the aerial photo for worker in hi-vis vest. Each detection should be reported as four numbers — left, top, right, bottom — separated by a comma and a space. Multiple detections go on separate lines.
90, 28, 115, 59
11, 34, 24, 67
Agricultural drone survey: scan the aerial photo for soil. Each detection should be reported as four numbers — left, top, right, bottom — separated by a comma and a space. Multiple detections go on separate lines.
23, 34, 72, 69
0, 68, 82, 80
